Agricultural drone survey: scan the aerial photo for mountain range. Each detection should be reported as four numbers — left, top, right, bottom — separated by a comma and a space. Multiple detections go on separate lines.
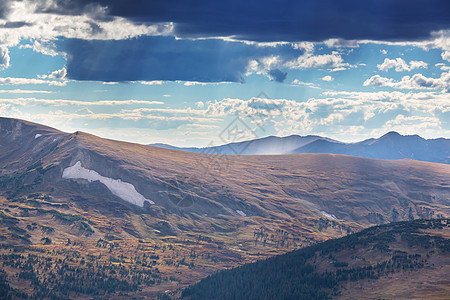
151, 132, 450, 164
0, 117, 449, 298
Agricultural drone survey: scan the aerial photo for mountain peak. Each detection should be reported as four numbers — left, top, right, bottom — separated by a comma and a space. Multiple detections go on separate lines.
380, 131, 402, 138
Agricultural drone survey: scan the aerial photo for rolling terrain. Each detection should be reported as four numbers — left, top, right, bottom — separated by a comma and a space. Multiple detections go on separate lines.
0, 117, 449, 298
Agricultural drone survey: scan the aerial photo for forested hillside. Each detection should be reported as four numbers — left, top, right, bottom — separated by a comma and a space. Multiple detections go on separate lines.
182, 219, 450, 300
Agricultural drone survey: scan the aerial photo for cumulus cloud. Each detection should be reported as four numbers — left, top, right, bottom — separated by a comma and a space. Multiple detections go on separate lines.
286, 50, 351, 70
322, 75, 333, 82
39, 68, 67, 79
246, 45, 353, 82
364, 72, 450, 92
0, 0, 173, 49
377, 58, 427, 72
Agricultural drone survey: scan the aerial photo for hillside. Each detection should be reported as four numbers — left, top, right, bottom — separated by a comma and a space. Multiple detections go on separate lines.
0, 117, 449, 298
182, 218, 450, 300
151, 131, 450, 164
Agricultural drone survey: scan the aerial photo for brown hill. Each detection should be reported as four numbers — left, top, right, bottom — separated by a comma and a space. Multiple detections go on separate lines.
0, 117, 449, 298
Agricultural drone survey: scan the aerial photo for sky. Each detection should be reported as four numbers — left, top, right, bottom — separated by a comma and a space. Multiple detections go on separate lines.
0, 0, 449, 147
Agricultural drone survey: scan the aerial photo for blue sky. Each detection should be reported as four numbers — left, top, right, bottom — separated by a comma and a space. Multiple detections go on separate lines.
0, 0, 449, 146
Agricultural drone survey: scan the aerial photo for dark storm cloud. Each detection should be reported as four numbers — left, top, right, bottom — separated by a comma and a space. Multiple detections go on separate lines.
0, 0, 15, 18
268, 69, 288, 82
0, 21, 32, 28
56, 36, 300, 83
37, 0, 450, 42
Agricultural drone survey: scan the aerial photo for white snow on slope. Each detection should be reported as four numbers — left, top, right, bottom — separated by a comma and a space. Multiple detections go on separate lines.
62, 161, 154, 207
35, 134, 42, 139
236, 210, 246, 217
321, 211, 337, 219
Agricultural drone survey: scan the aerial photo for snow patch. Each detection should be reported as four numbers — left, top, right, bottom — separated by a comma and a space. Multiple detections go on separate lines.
321, 211, 337, 219
62, 161, 154, 207
35, 134, 42, 139
236, 210, 246, 217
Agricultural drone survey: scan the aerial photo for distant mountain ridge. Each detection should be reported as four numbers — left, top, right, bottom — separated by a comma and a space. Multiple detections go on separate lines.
151, 134, 340, 155
150, 131, 450, 164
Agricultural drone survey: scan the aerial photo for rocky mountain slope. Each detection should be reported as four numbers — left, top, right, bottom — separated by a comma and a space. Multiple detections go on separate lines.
0, 117, 449, 298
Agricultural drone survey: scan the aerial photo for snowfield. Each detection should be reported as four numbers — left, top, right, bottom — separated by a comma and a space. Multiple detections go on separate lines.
236, 210, 247, 217
62, 161, 154, 207
320, 211, 337, 219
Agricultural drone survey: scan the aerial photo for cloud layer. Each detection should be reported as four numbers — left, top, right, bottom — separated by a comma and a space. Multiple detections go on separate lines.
31, 0, 450, 42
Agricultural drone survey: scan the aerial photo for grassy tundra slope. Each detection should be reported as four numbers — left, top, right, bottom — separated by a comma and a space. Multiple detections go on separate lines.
0, 117, 449, 298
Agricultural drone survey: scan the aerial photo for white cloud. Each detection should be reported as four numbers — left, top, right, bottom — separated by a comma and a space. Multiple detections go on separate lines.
380, 49, 388, 55
247, 46, 353, 81
2, 89, 449, 144
442, 51, 450, 62
75, 108, 93, 114
364, 72, 450, 92
175, 80, 231, 86
199, 90, 450, 140
19, 41, 59, 57
372, 115, 443, 137
39, 68, 66, 79
0, 46, 10, 69
0, 0, 173, 49
323, 38, 359, 48
0, 97, 164, 106
184, 81, 208, 86
435, 63, 450, 71
286, 50, 351, 70
139, 80, 165, 85
0, 77, 66, 86
377, 58, 427, 72
322, 75, 334, 82
291, 79, 319, 89
0, 89, 52, 94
